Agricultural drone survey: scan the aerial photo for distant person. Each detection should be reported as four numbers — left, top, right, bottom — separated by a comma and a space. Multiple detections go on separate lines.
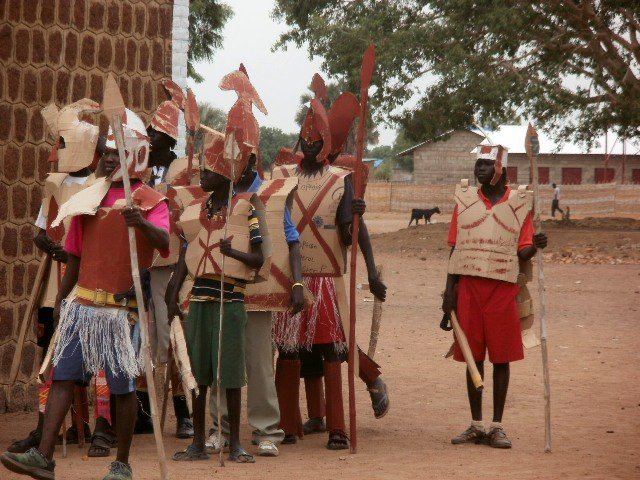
551, 183, 564, 218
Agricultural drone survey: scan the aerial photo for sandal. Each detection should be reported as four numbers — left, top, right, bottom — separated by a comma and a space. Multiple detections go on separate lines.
367, 378, 390, 419
228, 448, 255, 463
327, 432, 349, 450
88, 432, 116, 458
56, 424, 91, 445
257, 440, 279, 457
281, 434, 297, 445
172, 444, 210, 461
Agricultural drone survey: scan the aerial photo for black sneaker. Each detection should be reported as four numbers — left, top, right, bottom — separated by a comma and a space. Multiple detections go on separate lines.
1, 447, 56, 480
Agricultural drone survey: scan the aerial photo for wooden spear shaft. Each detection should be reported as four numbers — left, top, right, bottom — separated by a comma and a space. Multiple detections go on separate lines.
215, 155, 236, 467
528, 135, 552, 453
112, 114, 169, 479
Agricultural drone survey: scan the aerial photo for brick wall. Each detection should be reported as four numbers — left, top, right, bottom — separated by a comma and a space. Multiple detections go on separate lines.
365, 182, 640, 217
410, 131, 640, 185
0, 0, 176, 412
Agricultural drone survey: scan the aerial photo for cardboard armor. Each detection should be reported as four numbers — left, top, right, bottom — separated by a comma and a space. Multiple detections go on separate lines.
75, 186, 167, 306
37, 174, 91, 308
272, 164, 349, 277
179, 192, 268, 283
40, 99, 100, 172
245, 177, 299, 311
447, 180, 533, 284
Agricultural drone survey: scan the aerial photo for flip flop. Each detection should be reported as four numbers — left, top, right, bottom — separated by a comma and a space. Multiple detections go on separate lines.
172, 445, 210, 461
228, 448, 255, 463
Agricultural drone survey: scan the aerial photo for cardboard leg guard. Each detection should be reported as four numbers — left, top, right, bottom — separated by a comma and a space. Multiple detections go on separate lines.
275, 358, 304, 437
323, 361, 346, 434
304, 376, 326, 419
358, 348, 381, 385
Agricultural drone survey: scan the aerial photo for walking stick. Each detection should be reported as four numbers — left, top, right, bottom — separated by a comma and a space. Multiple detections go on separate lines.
525, 123, 552, 453
367, 265, 383, 359
9, 255, 51, 385
348, 43, 376, 454
449, 311, 483, 390
215, 131, 240, 467
103, 74, 169, 479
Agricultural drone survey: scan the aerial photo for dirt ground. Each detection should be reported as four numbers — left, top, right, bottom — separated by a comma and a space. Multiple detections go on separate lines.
2, 215, 640, 479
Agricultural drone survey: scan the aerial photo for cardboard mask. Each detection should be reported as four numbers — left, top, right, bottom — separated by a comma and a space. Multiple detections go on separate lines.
477, 144, 508, 185
105, 108, 150, 181
41, 99, 100, 173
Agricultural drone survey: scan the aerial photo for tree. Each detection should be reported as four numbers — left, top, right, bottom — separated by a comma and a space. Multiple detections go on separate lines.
273, 1, 640, 145
189, 1, 233, 83
367, 130, 415, 172
198, 102, 226, 130
259, 126, 298, 171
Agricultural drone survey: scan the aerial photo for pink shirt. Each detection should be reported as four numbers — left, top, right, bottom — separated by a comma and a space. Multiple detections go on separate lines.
65, 182, 170, 258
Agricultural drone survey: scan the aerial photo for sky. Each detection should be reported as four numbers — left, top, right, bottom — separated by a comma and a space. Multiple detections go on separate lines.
187, 0, 398, 146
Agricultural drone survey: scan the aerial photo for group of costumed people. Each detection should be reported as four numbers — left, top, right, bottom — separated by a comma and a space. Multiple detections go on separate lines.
1, 59, 549, 480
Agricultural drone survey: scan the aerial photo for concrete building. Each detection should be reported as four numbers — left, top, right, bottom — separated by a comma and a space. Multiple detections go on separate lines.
398, 125, 640, 185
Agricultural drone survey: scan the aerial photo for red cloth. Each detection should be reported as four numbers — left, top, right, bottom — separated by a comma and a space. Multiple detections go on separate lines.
299, 276, 345, 345
66, 182, 170, 258
453, 276, 523, 364
447, 186, 534, 250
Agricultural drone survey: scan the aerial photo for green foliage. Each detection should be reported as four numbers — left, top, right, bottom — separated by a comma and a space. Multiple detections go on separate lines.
273, 0, 640, 146
198, 102, 226, 131
259, 126, 298, 171
189, 1, 233, 83
374, 161, 392, 181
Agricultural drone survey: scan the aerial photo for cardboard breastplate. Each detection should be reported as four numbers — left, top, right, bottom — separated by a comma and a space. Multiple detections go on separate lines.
76, 208, 156, 298
272, 165, 348, 277
181, 193, 256, 282
245, 177, 299, 311
448, 182, 532, 283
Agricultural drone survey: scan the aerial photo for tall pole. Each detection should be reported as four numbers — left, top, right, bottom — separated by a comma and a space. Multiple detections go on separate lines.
525, 123, 552, 453
348, 43, 375, 454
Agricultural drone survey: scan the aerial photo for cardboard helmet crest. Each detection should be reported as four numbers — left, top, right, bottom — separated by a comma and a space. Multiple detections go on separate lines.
106, 108, 150, 181
149, 79, 186, 141
201, 125, 246, 183
327, 92, 359, 156
300, 98, 331, 163
41, 99, 100, 173
477, 144, 508, 185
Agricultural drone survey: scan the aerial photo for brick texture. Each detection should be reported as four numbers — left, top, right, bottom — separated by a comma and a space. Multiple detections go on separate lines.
0, 0, 175, 412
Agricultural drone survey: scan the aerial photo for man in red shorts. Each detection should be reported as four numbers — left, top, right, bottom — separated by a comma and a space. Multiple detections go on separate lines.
442, 144, 547, 449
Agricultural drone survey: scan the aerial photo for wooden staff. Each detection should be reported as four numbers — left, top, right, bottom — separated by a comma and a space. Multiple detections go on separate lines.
450, 311, 483, 390
348, 43, 376, 454
367, 265, 383, 359
214, 131, 239, 467
104, 74, 169, 479
525, 123, 552, 453
9, 255, 51, 385
185, 89, 199, 180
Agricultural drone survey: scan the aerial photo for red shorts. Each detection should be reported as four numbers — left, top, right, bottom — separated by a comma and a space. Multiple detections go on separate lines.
454, 276, 524, 364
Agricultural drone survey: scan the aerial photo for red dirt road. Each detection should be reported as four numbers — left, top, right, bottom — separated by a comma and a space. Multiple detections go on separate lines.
2, 217, 639, 479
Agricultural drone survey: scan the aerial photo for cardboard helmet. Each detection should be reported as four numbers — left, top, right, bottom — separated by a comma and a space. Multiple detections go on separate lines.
327, 92, 359, 157
477, 144, 508, 185
300, 98, 331, 163
201, 125, 247, 183
105, 108, 150, 181
41, 99, 100, 173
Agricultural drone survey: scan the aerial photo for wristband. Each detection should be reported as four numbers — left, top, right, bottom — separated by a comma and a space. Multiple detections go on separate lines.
292, 282, 304, 290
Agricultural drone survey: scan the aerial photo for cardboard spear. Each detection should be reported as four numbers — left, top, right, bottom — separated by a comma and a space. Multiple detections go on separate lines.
348, 43, 375, 454
103, 74, 169, 479
525, 123, 552, 453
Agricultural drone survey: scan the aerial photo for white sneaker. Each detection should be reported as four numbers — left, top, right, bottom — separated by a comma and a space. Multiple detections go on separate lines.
205, 432, 229, 453
257, 440, 279, 457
